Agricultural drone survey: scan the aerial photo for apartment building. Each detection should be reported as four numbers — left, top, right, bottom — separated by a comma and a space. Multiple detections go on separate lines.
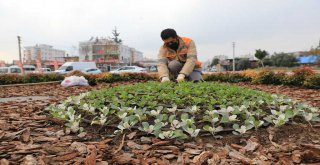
79, 37, 143, 71
23, 44, 65, 63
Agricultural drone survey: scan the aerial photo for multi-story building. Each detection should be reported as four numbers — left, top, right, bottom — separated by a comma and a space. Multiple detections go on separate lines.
23, 44, 65, 63
0, 60, 6, 67
79, 37, 143, 71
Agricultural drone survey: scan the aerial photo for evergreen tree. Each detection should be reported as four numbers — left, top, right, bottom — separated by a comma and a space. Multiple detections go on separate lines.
112, 26, 122, 44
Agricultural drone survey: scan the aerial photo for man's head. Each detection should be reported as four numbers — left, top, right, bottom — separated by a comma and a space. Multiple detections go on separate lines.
161, 28, 179, 50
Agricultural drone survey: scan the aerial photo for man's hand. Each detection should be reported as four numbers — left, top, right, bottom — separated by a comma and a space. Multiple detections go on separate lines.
176, 74, 185, 82
161, 77, 170, 83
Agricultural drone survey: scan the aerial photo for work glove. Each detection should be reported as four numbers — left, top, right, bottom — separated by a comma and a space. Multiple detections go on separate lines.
176, 74, 185, 82
161, 77, 170, 83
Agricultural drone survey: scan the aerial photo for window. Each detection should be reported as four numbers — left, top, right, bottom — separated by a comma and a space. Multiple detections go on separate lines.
87, 69, 97, 72
43, 68, 51, 72
24, 67, 35, 71
66, 66, 73, 71
0, 68, 8, 73
10, 68, 21, 73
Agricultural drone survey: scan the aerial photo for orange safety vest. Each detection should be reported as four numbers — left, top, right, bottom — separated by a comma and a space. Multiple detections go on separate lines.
166, 37, 202, 68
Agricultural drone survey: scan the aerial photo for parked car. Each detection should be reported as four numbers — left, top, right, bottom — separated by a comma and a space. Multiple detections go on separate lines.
81, 68, 102, 74
209, 67, 217, 72
54, 62, 98, 74
110, 66, 147, 74
23, 65, 36, 73
8, 66, 22, 74
149, 66, 158, 72
0, 65, 36, 74
34, 68, 52, 73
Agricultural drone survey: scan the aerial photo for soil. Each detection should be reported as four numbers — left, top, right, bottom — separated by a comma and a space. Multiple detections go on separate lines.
0, 81, 319, 164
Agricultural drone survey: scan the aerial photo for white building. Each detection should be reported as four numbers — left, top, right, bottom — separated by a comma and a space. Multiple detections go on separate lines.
130, 48, 143, 62
24, 44, 65, 62
79, 37, 143, 71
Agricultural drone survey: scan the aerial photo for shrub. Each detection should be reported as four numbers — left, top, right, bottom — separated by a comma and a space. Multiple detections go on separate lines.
23, 73, 44, 83
44, 73, 65, 82
126, 73, 157, 81
303, 74, 320, 89
204, 72, 251, 83
289, 66, 315, 86
96, 73, 112, 82
241, 70, 258, 79
292, 66, 315, 77
252, 70, 283, 85
0, 74, 24, 85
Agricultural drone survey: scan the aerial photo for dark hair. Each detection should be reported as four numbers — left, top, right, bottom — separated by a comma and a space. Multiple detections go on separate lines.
161, 28, 178, 40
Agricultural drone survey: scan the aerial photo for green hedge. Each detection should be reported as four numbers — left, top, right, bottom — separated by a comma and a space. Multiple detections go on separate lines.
203, 67, 320, 89
0, 72, 157, 85
0, 73, 65, 85
203, 72, 252, 83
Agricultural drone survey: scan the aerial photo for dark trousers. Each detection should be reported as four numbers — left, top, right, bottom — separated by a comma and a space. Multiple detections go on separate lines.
168, 60, 203, 81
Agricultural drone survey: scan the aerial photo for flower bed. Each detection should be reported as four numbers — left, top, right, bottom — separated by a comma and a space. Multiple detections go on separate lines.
45, 81, 319, 140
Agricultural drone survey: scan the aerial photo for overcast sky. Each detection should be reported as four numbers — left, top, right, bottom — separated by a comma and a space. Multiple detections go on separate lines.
0, 0, 319, 63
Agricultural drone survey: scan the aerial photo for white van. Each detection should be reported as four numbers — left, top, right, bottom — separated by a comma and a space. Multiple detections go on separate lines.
54, 62, 98, 74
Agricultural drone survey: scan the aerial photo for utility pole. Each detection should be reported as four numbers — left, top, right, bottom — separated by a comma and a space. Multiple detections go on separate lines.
232, 42, 235, 72
18, 36, 22, 62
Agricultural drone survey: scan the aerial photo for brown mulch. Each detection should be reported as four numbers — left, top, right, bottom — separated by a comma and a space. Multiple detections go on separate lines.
0, 81, 319, 164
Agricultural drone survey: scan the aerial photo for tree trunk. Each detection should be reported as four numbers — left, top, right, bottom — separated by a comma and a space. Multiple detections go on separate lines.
260, 60, 264, 68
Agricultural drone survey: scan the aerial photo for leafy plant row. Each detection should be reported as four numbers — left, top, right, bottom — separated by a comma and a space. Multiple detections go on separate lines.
45, 82, 320, 139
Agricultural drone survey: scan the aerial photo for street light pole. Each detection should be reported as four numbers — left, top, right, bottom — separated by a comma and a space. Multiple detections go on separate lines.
232, 42, 235, 72
18, 36, 22, 62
